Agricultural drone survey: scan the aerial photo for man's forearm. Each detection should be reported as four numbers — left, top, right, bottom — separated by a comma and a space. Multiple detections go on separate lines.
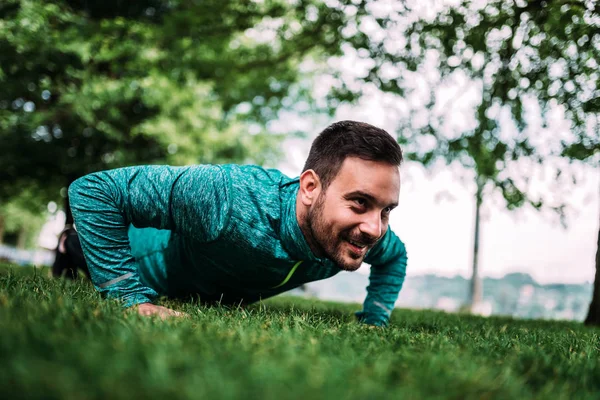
69, 164, 230, 307
357, 257, 406, 326
69, 171, 159, 306
359, 229, 408, 326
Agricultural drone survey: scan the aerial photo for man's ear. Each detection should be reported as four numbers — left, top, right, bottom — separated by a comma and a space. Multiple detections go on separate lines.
299, 170, 321, 206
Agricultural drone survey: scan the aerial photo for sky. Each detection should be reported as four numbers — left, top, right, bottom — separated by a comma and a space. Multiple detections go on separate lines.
388, 163, 598, 285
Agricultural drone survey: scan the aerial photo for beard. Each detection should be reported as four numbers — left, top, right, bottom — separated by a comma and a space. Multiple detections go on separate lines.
305, 193, 378, 271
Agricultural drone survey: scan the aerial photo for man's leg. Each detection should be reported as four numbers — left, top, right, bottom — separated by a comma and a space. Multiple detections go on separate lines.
64, 229, 90, 278
52, 228, 89, 279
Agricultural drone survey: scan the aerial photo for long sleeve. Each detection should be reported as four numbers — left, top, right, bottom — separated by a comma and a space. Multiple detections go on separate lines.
69, 165, 231, 307
356, 228, 408, 327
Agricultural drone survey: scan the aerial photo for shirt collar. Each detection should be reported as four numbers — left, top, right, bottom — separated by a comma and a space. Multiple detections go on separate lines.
280, 179, 325, 264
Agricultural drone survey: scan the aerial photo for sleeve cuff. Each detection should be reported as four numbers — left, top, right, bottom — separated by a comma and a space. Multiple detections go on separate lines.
355, 310, 389, 327
120, 293, 156, 308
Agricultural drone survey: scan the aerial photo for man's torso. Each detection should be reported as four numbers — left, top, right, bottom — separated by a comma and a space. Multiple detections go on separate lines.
129, 164, 341, 304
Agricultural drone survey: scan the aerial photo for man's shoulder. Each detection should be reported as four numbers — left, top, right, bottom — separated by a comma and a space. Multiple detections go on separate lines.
217, 164, 297, 234
221, 164, 296, 189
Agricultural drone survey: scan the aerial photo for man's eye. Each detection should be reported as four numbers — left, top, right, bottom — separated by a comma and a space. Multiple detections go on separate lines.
383, 207, 392, 214
354, 198, 366, 206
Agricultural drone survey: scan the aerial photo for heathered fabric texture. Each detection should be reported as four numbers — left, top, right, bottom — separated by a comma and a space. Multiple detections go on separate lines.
69, 164, 408, 326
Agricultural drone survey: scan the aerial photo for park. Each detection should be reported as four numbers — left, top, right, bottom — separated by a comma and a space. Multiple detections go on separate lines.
1, 0, 599, 399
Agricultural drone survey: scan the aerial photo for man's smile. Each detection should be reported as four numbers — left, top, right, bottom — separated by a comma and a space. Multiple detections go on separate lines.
346, 239, 368, 257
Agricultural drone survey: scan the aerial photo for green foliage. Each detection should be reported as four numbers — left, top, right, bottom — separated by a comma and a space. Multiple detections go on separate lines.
0, 0, 361, 217
345, 0, 599, 209
1, 264, 600, 400
0, 187, 47, 247
0, 189, 46, 233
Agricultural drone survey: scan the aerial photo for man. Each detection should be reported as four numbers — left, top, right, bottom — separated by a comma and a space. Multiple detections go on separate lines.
68, 120, 408, 326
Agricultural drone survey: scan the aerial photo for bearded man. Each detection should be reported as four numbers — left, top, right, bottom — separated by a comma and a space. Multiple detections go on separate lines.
67, 120, 407, 326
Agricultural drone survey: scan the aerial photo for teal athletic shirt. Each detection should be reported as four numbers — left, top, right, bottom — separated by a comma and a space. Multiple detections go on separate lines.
69, 164, 408, 326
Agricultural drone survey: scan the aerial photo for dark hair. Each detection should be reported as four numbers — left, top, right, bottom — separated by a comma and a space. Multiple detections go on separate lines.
302, 120, 403, 189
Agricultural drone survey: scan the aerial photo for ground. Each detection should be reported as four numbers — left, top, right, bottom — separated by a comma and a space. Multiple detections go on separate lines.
1, 264, 599, 400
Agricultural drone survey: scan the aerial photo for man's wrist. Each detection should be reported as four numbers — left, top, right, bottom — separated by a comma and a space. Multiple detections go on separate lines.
355, 310, 389, 327
120, 293, 155, 309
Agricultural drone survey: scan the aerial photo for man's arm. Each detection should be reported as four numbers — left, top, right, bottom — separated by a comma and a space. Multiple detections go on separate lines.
357, 228, 408, 327
69, 165, 230, 309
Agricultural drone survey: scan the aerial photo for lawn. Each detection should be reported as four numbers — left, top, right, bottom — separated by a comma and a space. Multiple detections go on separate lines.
1, 264, 599, 400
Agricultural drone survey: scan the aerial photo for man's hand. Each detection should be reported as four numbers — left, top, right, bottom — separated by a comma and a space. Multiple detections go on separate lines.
135, 303, 186, 319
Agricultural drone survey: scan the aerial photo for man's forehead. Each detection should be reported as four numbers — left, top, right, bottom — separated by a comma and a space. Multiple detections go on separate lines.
332, 157, 400, 202
341, 187, 399, 206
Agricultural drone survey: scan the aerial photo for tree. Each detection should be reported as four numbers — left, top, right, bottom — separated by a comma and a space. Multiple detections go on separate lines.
0, 189, 47, 248
563, 143, 600, 325
321, 0, 599, 313
584, 211, 600, 325
0, 0, 359, 229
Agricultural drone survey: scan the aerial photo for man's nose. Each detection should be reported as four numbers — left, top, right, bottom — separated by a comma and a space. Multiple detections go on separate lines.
359, 211, 382, 241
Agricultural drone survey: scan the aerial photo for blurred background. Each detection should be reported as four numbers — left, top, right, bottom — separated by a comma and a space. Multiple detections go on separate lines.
0, 0, 598, 323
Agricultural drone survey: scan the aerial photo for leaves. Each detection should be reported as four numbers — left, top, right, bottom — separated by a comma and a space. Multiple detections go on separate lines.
339, 0, 599, 209
0, 0, 363, 235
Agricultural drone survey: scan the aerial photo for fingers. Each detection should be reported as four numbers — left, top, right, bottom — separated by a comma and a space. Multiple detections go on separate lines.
165, 308, 188, 318
135, 303, 187, 320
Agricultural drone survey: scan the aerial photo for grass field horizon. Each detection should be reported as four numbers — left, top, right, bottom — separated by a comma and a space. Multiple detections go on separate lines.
1, 263, 599, 400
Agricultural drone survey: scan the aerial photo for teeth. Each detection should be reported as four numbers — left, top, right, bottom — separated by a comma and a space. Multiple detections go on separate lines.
349, 240, 365, 248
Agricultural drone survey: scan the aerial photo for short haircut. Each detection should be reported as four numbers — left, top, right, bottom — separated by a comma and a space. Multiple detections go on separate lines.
302, 120, 403, 189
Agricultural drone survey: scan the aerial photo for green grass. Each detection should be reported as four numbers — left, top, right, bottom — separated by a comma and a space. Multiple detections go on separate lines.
1, 264, 599, 400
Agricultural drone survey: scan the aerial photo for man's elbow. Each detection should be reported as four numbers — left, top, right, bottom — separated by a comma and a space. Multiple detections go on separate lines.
68, 176, 90, 212
68, 174, 106, 214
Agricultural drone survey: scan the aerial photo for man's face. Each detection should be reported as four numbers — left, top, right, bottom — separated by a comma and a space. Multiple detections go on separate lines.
306, 157, 400, 271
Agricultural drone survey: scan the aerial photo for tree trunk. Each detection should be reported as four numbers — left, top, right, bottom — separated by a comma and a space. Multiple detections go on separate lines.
16, 226, 27, 249
584, 188, 600, 326
469, 177, 484, 311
